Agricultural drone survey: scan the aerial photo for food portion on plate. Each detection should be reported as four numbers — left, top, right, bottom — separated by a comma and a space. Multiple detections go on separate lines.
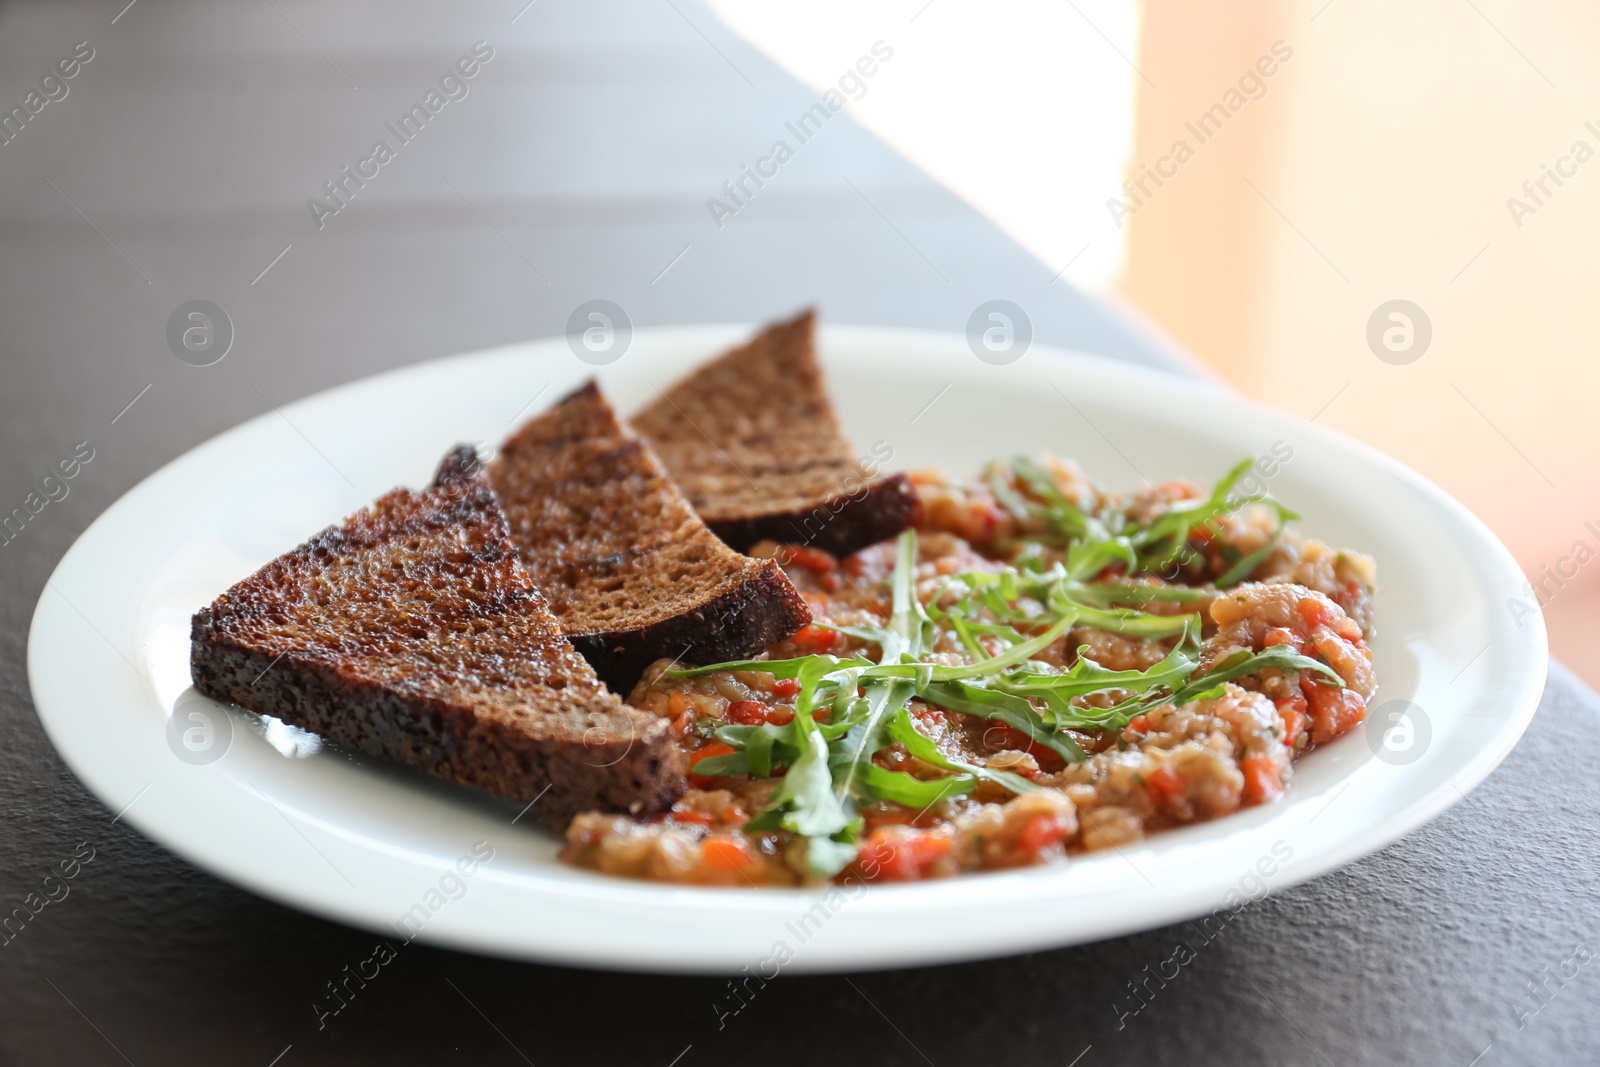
489, 380, 810, 692
632, 308, 918, 557
189, 446, 686, 827
189, 309, 1378, 889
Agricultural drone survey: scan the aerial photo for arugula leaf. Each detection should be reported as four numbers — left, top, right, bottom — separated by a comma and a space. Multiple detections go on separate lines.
1214, 522, 1290, 588
885, 707, 1038, 796
956, 567, 1192, 639
995, 626, 1199, 702
867, 614, 1076, 686
1164, 644, 1343, 705
859, 763, 976, 806
803, 835, 862, 877
690, 751, 753, 777
919, 681, 1087, 763
1067, 580, 1211, 610
668, 653, 872, 680
1065, 537, 1137, 582
830, 679, 916, 803
1007, 456, 1100, 542
883, 528, 935, 663
712, 722, 794, 777
1129, 458, 1299, 574
662, 456, 1321, 874
745, 728, 858, 877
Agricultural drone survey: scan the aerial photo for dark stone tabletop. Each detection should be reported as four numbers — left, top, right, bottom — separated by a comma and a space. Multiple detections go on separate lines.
1, 2, 1594, 1063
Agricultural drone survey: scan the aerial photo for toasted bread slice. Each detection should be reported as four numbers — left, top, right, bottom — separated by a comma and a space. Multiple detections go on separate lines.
631, 308, 918, 556
189, 446, 684, 827
490, 381, 810, 692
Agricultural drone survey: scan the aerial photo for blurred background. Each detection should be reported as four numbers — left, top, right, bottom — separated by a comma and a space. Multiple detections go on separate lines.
714, 0, 1599, 688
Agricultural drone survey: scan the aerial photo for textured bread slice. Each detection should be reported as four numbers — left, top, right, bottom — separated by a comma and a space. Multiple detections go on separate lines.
490, 381, 810, 692
189, 446, 684, 827
631, 308, 919, 556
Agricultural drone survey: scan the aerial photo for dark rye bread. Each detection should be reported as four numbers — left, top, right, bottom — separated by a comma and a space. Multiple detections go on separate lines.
489, 381, 810, 692
189, 446, 685, 827
631, 308, 919, 556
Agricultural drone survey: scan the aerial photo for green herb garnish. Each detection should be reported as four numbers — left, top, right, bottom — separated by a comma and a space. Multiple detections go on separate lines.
666, 459, 1321, 873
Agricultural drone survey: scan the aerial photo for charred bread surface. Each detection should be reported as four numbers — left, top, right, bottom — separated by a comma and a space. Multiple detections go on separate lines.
489, 382, 810, 692
631, 308, 918, 555
189, 446, 684, 827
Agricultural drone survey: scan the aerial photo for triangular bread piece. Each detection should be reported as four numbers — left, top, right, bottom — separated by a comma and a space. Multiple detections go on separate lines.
631, 308, 918, 556
189, 446, 684, 827
490, 381, 810, 692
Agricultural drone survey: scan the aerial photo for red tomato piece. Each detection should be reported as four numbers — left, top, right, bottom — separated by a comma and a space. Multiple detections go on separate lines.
701, 836, 753, 869
670, 809, 715, 826
1016, 813, 1070, 853
782, 546, 838, 572
1263, 627, 1305, 652
771, 677, 802, 698
1301, 678, 1367, 744
1297, 598, 1336, 631
1145, 765, 1186, 803
1240, 755, 1284, 805
1275, 690, 1308, 749
790, 624, 837, 653
726, 700, 769, 725
859, 829, 951, 880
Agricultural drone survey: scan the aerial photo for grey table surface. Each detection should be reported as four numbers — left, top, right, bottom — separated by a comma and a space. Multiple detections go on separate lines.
2, 2, 1596, 1064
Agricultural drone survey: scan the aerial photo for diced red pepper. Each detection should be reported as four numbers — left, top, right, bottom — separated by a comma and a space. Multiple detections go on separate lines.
771, 677, 802, 698
1016, 813, 1070, 853
780, 545, 838, 572
790, 624, 838, 653
1263, 627, 1305, 653
701, 836, 753, 869
1301, 678, 1366, 743
1145, 765, 1186, 803
726, 700, 769, 725
725, 699, 796, 727
1275, 690, 1308, 749
1125, 714, 1149, 735
976, 498, 1003, 537
859, 828, 952, 881
1297, 598, 1336, 631
1240, 755, 1284, 805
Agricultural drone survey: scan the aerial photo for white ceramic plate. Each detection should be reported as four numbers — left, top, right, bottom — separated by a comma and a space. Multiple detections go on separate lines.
28, 325, 1546, 974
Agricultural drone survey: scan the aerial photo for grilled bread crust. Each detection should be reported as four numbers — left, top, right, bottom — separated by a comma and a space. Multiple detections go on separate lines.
631, 308, 919, 556
490, 382, 810, 692
189, 446, 685, 827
